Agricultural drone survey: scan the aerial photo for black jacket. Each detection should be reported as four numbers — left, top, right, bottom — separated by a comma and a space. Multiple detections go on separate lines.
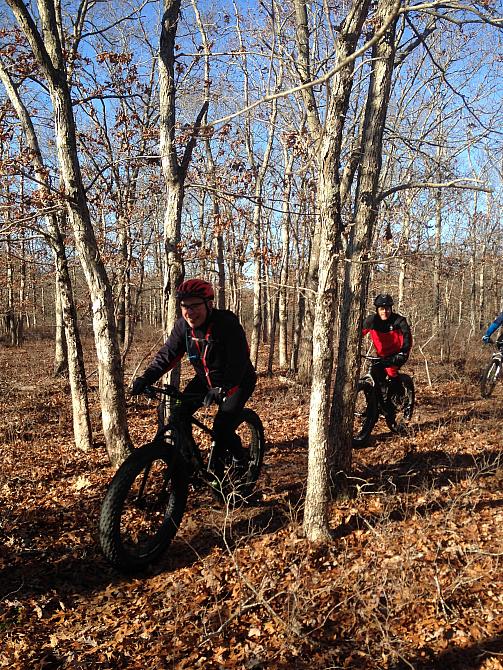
141, 308, 256, 392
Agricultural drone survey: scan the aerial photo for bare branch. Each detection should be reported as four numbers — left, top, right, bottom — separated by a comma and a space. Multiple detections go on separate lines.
378, 178, 492, 202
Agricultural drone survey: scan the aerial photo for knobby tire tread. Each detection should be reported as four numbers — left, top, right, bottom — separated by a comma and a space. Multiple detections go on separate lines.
480, 358, 501, 398
218, 408, 265, 504
386, 373, 415, 434
353, 381, 377, 448
99, 441, 189, 573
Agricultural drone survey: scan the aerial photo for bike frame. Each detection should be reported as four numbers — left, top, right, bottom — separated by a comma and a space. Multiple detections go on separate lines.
360, 357, 396, 418
147, 385, 216, 480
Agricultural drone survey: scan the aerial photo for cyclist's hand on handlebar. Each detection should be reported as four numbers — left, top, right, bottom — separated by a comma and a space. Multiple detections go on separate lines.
130, 376, 148, 396
391, 352, 408, 366
203, 387, 224, 407
482, 335, 491, 344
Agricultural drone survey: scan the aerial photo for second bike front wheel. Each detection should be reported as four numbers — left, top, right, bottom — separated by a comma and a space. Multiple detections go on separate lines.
480, 358, 501, 398
99, 442, 189, 572
386, 373, 415, 434
352, 381, 377, 448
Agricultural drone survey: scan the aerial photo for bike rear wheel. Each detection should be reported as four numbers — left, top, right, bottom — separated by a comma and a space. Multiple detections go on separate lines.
99, 441, 189, 572
386, 373, 415, 434
216, 409, 265, 504
353, 381, 377, 448
480, 357, 501, 398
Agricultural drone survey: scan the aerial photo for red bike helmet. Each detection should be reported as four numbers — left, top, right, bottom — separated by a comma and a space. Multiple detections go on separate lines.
374, 293, 394, 308
176, 278, 214, 301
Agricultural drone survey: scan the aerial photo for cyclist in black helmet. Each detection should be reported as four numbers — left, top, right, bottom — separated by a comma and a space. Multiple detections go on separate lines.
362, 293, 413, 402
131, 278, 257, 485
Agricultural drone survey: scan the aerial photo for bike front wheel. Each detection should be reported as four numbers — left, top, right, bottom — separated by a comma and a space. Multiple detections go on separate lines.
352, 381, 377, 448
99, 442, 189, 572
386, 373, 415, 434
480, 357, 502, 398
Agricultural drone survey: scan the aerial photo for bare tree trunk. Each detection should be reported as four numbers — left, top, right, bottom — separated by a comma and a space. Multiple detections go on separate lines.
303, 0, 372, 541
53, 276, 68, 376
267, 292, 279, 376
296, 225, 320, 383
53, 220, 93, 451
5, 0, 129, 465
279, 148, 294, 368
331, 0, 399, 484
293, 0, 323, 385
433, 186, 442, 346
249, 120, 277, 366
159, 0, 207, 405
397, 196, 413, 311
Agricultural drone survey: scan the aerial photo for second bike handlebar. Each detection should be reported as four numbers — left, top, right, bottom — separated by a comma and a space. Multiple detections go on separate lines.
362, 355, 396, 368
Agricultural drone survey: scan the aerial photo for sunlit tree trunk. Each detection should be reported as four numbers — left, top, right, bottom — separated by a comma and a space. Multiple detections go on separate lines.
331, 0, 399, 486
6, 0, 129, 464
303, 0, 372, 541
53, 277, 68, 376
159, 0, 207, 407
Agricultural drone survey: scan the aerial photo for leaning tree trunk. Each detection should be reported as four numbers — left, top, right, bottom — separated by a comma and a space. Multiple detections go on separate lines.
6, 0, 131, 466
331, 0, 400, 483
0, 52, 92, 451
53, 221, 93, 451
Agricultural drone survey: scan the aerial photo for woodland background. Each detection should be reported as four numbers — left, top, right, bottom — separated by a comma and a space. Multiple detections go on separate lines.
0, 0, 502, 667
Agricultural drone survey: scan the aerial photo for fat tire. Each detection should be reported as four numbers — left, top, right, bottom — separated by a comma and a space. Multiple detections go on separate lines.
480, 358, 501, 398
218, 409, 265, 504
99, 441, 189, 572
386, 373, 415, 433
353, 381, 377, 448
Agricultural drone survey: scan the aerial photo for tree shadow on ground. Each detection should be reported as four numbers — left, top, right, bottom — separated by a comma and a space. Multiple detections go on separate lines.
0, 490, 292, 603
389, 633, 503, 670
157, 500, 292, 574
354, 447, 501, 493
331, 448, 501, 540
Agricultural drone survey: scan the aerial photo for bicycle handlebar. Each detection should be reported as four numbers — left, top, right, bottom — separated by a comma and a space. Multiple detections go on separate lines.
362, 355, 395, 367
143, 384, 185, 401
142, 384, 219, 406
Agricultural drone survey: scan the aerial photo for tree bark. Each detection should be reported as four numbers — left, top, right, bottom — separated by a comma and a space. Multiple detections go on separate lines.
303, 0, 372, 541
0, 50, 92, 449
6, 0, 130, 464
331, 0, 400, 483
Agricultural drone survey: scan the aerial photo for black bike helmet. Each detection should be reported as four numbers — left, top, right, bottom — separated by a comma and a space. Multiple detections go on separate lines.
374, 293, 394, 308
176, 278, 214, 301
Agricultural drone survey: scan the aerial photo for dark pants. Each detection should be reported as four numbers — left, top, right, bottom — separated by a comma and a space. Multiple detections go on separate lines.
174, 375, 256, 478
371, 361, 404, 403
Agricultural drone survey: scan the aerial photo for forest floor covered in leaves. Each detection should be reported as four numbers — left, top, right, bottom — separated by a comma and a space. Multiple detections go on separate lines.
0, 335, 502, 670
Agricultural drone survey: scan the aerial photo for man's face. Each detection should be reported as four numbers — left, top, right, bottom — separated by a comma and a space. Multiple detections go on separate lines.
180, 298, 211, 328
377, 306, 392, 321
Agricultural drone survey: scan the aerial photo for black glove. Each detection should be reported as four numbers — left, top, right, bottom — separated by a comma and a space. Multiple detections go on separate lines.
482, 335, 491, 344
392, 352, 408, 366
203, 387, 224, 407
131, 376, 148, 396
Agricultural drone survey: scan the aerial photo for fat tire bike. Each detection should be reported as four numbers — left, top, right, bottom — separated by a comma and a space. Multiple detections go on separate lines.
480, 340, 503, 398
353, 356, 415, 448
99, 385, 265, 573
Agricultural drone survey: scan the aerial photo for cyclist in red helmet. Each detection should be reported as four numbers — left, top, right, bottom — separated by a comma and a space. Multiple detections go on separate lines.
362, 293, 413, 401
131, 278, 257, 484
